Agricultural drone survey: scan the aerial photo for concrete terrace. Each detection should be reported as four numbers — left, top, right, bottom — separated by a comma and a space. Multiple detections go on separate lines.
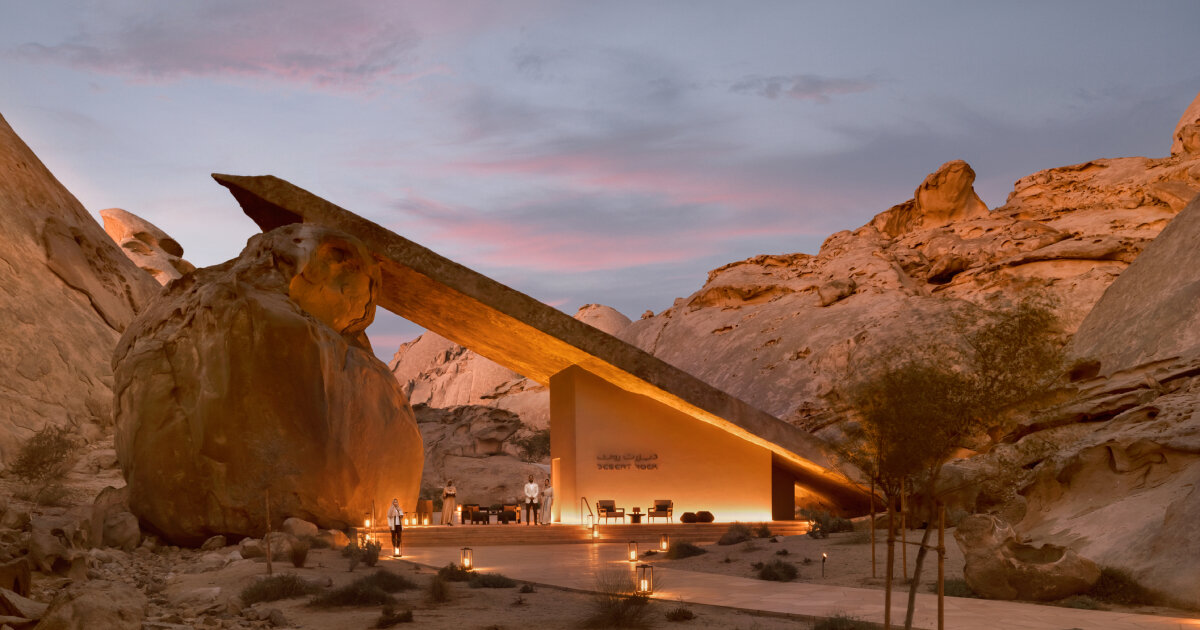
396, 542, 1200, 630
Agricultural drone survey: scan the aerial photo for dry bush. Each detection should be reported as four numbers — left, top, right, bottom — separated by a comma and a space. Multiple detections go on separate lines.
9, 425, 76, 505
240, 574, 319, 605
289, 539, 310, 568
582, 569, 652, 629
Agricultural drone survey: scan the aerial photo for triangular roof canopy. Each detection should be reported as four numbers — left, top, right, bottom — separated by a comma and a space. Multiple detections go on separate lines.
214, 174, 869, 508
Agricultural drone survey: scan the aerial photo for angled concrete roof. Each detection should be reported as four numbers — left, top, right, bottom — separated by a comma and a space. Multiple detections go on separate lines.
214, 173, 869, 508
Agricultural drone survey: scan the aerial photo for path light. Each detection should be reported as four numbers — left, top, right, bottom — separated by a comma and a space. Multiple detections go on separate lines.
659, 534, 669, 552
635, 564, 654, 595
591, 524, 599, 541
423, 515, 430, 526
822, 552, 827, 578
586, 514, 594, 529
627, 541, 638, 562
393, 544, 401, 558
460, 547, 474, 571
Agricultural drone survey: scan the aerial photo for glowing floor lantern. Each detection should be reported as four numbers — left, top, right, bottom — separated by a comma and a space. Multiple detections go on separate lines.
627, 541, 638, 562
393, 544, 401, 558
364, 513, 372, 543
586, 514, 594, 529
659, 534, 670, 552
422, 515, 430, 526
591, 524, 599, 541
635, 564, 654, 595
460, 547, 474, 571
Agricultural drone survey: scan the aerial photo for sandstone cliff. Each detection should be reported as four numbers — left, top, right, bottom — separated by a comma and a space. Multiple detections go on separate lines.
0, 113, 158, 464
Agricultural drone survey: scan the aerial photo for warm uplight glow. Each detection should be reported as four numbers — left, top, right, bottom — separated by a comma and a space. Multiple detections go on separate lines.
627, 541, 638, 562
364, 518, 371, 527
591, 524, 599, 540
393, 546, 400, 558
635, 564, 654, 595
423, 516, 430, 525
659, 534, 669, 551
460, 547, 474, 571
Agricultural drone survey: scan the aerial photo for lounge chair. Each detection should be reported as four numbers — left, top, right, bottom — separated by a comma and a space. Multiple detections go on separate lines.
597, 500, 626, 523
647, 500, 673, 523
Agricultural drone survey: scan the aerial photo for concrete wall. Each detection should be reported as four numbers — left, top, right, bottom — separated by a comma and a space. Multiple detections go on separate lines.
551, 366, 774, 524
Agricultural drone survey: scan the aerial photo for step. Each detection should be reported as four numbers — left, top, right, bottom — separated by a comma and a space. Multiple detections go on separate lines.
359, 521, 812, 547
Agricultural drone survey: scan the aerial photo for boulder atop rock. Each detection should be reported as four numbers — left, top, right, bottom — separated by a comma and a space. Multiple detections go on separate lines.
114, 223, 423, 545
99, 207, 196, 285
572, 303, 633, 335
0, 112, 157, 464
1172, 90, 1200, 155
872, 160, 990, 237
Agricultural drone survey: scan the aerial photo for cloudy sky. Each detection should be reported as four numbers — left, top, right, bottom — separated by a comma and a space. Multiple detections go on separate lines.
2, 1, 1197, 359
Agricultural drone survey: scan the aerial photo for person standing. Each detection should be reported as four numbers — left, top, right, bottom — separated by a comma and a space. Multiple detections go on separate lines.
441, 480, 457, 526
387, 498, 403, 550
540, 477, 553, 526
523, 475, 540, 526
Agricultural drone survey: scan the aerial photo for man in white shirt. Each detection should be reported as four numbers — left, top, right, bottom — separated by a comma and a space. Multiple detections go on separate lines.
523, 475, 540, 526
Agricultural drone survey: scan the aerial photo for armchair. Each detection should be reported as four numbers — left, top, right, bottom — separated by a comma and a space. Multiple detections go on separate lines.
597, 500, 626, 523
647, 499, 673, 523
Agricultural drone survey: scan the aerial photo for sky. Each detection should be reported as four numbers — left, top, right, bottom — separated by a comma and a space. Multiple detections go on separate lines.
1, 1, 1197, 360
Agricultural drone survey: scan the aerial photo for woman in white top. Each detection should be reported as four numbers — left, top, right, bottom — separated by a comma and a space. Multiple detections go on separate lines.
386, 498, 404, 549
441, 480, 457, 526
540, 477, 553, 525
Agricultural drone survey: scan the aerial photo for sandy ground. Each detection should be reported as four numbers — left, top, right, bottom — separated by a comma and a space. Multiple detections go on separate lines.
656, 529, 965, 596
164, 548, 814, 630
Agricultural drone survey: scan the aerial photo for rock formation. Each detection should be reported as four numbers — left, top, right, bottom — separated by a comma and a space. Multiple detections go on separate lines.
113, 223, 423, 545
872, 159, 991, 237
1171, 90, 1200, 155
0, 113, 157, 464
954, 514, 1099, 601
414, 404, 547, 506
390, 303, 632, 431
99, 207, 196, 285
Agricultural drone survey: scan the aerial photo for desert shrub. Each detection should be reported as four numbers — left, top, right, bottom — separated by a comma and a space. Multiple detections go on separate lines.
469, 572, 517, 589
695, 511, 714, 523
515, 429, 551, 462
290, 539, 310, 568
801, 557, 813, 566
427, 575, 451, 603
775, 549, 789, 556
519, 583, 535, 593
717, 522, 753, 546
812, 613, 873, 630
310, 581, 395, 608
664, 605, 695, 621
834, 531, 871, 545
800, 509, 853, 539
374, 605, 414, 627
753, 522, 772, 538
363, 540, 382, 567
756, 559, 798, 582
359, 570, 417, 593
582, 569, 651, 629
9, 425, 76, 504
1088, 566, 1160, 606
512, 595, 528, 606
240, 574, 319, 604
1058, 595, 1103, 610
641, 550, 658, 558
342, 541, 363, 572
664, 542, 706, 560
437, 563, 472, 582
937, 578, 978, 598
307, 535, 332, 549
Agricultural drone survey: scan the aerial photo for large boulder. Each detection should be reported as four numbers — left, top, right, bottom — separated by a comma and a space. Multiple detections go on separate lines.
954, 514, 1099, 601
1171, 90, 1200, 155
0, 113, 157, 464
113, 223, 424, 545
99, 207, 195, 285
36, 580, 146, 630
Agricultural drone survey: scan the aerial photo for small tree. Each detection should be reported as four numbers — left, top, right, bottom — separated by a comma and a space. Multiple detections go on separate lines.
9, 425, 77, 505
843, 298, 1063, 630
249, 434, 300, 576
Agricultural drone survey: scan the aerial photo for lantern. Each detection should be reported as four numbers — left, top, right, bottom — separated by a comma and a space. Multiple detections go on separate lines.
659, 534, 669, 552
393, 545, 401, 558
364, 513, 371, 528
627, 541, 638, 562
460, 547, 474, 571
423, 515, 430, 526
591, 524, 599, 541
822, 552, 828, 578
635, 564, 654, 595
586, 514, 594, 529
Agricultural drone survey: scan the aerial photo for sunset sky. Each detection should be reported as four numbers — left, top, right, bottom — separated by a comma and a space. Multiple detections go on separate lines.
2, 1, 1197, 358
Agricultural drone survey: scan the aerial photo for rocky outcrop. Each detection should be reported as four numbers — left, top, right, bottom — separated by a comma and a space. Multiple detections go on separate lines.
99, 207, 196, 285
1171, 90, 1200, 155
414, 404, 547, 506
954, 514, 1099, 601
872, 160, 990, 237
619, 106, 1200, 438
390, 303, 632, 432
113, 223, 423, 545
0, 113, 157, 464
37, 580, 146, 630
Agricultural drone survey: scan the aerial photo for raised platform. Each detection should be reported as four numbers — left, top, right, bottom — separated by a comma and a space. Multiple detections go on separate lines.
364, 521, 812, 547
